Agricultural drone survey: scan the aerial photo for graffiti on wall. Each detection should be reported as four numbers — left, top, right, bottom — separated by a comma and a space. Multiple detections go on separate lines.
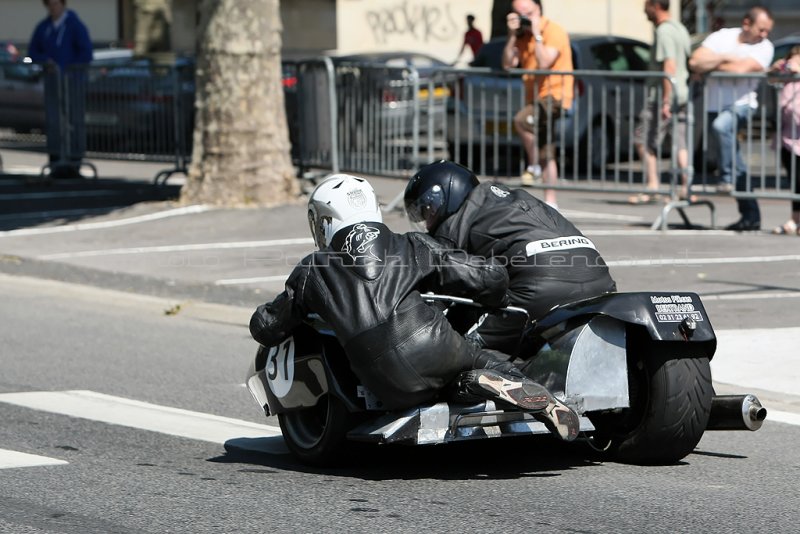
365, 1, 459, 45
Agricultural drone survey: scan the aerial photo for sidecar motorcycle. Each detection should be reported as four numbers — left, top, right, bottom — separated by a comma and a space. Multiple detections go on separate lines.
246, 292, 766, 466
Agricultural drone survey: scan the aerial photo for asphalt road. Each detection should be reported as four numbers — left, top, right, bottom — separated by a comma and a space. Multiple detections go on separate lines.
1, 276, 798, 534
0, 149, 799, 532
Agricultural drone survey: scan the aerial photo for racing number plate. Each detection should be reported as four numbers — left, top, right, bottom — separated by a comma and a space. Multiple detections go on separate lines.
266, 337, 295, 398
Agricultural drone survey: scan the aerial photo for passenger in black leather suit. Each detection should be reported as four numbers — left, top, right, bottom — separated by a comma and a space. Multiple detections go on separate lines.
405, 160, 617, 355
249, 174, 579, 440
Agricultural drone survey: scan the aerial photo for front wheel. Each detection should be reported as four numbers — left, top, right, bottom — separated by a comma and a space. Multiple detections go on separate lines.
590, 344, 713, 465
278, 393, 353, 466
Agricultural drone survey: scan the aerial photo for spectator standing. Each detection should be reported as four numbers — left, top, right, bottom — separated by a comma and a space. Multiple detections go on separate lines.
688, 6, 774, 231
769, 46, 800, 236
454, 14, 484, 65
28, 0, 93, 179
629, 0, 693, 205
502, 0, 573, 210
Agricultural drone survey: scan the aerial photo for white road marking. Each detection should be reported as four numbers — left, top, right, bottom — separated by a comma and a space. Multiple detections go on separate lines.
0, 205, 212, 237
702, 292, 800, 301
0, 390, 282, 444
561, 209, 646, 223
606, 254, 800, 267
586, 229, 735, 236
37, 238, 315, 260
0, 449, 68, 469
765, 410, 800, 427
714, 328, 800, 398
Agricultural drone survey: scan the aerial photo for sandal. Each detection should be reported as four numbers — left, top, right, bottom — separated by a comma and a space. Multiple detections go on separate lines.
771, 220, 799, 235
678, 186, 699, 203
627, 192, 660, 205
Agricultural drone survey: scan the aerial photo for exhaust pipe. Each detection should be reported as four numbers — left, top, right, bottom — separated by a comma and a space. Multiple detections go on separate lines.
707, 394, 767, 431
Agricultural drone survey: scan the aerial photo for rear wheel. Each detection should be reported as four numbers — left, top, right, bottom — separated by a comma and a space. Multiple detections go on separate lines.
589, 341, 713, 465
278, 393, 353, 466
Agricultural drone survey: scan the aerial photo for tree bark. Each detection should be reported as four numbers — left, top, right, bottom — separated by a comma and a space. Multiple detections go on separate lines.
181, 0, 298, 207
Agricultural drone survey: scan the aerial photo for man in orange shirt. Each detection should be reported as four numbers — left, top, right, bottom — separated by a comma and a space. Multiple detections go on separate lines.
503, 0, 573, 209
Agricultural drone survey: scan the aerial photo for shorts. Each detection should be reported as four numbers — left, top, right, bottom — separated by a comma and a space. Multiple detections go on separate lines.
634, 101, 687, 153
513, 96, 564, 162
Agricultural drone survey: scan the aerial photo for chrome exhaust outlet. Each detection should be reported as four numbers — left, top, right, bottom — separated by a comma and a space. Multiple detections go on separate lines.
707, 394, 767, 431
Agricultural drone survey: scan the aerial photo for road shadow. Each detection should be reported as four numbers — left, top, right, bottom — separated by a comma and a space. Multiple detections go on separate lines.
212, 435, 607, 481
0, 174, 181, 232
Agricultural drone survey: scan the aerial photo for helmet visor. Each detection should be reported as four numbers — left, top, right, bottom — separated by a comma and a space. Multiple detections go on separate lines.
405, 185, 445, 232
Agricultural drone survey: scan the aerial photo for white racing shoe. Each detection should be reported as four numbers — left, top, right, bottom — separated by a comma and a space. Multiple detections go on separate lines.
458, 369, 580, 442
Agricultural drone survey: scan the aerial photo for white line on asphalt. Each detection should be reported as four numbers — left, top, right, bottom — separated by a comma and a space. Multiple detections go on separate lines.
0, 390, 282, 444
0, 205, 212, 237
586, 229, 735, 236
0, 449, 68, 469
560, 209, 647, 223
37, 237, 315, 260
606, 254, 800, 267
765, 410, 800, 427
215, 275, 290, 286
703, 292, 800, 301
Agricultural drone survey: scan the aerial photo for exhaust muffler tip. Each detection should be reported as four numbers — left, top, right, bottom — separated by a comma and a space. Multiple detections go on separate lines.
707, 394, 767, 431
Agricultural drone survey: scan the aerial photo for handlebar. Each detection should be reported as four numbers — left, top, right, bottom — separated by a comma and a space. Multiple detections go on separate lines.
421, 293, 529, 320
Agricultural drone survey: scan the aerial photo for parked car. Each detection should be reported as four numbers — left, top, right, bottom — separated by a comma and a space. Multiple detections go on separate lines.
0, 47, 137, 135
329, 52, 453, 139
448, 34, 652, 175
0, 47, 44, 133
84, 56, 195, 155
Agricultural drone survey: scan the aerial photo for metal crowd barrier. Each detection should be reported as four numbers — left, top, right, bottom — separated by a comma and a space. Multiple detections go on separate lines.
292, 58, 449, 180
690, 71, 800, 203
291, 63, 799, 230
0, 60, 193, 183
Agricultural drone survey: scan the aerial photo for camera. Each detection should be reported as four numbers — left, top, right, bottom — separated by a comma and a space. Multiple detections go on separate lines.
517, 15, 533, 36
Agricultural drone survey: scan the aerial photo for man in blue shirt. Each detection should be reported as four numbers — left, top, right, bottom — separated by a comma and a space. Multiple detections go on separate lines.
29, 0, 93, 178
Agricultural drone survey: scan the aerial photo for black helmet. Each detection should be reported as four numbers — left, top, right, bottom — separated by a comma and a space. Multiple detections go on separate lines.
404, 160, 479, 233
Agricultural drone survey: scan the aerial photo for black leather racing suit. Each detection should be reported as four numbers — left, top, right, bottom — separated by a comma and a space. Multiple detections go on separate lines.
249, 222, 519, 410
433, 182, 617, 354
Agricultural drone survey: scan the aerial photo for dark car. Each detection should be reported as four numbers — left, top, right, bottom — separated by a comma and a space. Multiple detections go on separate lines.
84, 56, 195, 155
0, 43, 45, 133
0, 48, 138, 135
448, 34, 652, 175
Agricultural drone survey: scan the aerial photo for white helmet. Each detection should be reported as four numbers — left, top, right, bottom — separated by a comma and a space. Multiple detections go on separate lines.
307, 174, 382, 249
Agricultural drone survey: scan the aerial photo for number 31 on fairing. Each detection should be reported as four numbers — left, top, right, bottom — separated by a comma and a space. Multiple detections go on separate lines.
266, 337, 295, 398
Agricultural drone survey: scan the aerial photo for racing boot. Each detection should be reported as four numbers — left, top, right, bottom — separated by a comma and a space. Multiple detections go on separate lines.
457, 369, 580, 442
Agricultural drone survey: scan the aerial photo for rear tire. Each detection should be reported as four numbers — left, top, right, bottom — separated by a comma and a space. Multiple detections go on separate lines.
590, 343, 712, 465
278, 393, 353, 466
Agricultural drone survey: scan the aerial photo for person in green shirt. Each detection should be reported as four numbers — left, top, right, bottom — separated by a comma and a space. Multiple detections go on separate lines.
629, 0, 693, 204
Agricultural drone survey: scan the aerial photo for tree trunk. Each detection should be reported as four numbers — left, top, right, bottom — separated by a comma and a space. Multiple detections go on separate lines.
181, 0, 298, 207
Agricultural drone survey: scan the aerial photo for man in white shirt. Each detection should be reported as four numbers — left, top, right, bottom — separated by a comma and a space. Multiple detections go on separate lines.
689, 6, 774, 231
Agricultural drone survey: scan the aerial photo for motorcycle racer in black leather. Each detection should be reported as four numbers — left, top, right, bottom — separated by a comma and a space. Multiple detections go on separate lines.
404, 160, 617, 356
249, 174, 579, 440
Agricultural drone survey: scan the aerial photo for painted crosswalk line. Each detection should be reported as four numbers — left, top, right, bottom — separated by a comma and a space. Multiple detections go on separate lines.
0, 390, 283, 448
0, 449, 67, 469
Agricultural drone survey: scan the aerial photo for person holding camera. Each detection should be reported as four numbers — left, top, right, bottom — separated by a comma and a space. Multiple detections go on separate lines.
502, 0, 573, 210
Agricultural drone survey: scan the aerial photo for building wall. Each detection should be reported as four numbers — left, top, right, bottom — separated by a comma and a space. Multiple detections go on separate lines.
334, 0, 678, 63
0, 0, 120, 48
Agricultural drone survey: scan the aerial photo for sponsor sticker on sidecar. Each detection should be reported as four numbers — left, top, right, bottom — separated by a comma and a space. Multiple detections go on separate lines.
650, 295, 705, 323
